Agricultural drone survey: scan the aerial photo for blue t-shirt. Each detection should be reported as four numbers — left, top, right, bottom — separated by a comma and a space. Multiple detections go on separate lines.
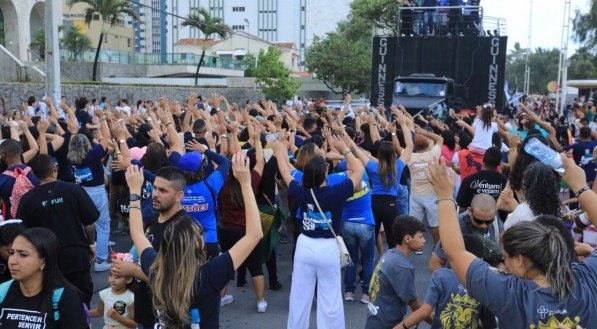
335, 162, 375, 226
290, 170, 347, 220
466, 251, 597, 328
366, 249, 417, 329
564, 140, 597, 183
0, 165, 40, 219
366, 159, 406, 197
72, 144, 107, 187
75, 109, 92, 128
288, 178, 354, 239
510, 124, 549, 140
424, 268, 482, 329
181, 171, 225, 243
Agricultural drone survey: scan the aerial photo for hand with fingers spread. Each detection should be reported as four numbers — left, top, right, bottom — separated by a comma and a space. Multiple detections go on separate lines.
425, 157, 456, 199
329, 135, 350, 155
270, 140, 287, 156
561, 153, 588, 193
232, 152, 251, 185
112, 157, 132, 171
508, 133, 522, 150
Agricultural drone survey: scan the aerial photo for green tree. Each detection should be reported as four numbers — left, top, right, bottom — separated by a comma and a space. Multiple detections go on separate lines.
62, 25, 92, 61
67, 0, 139, 81
253, 46, 301, 101
350, 0, 402, 35
573, 0, 597, 53
306, 15, 372, 96
506, 44, 560, 94
29, 28, 45, 61
182, 7, 230, 86
568, 46, 597, 80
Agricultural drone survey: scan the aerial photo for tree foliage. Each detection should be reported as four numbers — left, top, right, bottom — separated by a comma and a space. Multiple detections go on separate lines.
182, 7, 230, 86
252, 46, 301, 101
62, 25, 92, 60
29, 28, 45, 60
568, 46, 597, 80
573, 0, 597, 53
67, 0, 139, 81
350, 0, 401, 35
305, 15, 372, 96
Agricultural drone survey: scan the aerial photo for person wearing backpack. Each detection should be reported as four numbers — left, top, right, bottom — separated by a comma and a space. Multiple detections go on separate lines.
0, 227, 88, 328
0, 139, 40, 219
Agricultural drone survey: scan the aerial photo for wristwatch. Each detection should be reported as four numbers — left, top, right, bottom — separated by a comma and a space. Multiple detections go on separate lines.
129, 194, 141, 202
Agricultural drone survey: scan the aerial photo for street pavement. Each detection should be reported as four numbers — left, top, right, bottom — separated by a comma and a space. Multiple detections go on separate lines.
90, 225, 434, 329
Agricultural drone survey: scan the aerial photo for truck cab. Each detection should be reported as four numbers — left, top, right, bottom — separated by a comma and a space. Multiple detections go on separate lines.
392, 74, 454, 120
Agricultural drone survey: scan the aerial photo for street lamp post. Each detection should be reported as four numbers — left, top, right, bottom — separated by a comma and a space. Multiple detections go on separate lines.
244, 18, 249, 53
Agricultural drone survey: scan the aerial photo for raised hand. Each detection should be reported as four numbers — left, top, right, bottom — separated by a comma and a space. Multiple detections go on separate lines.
425, 157, 456, 199
37, 119, 49, 134
232, 152, 250, 185
125, 165, 145, 194
329, 135, 349, 155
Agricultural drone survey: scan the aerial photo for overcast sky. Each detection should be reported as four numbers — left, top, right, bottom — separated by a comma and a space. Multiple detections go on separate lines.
482, 0, 591, 55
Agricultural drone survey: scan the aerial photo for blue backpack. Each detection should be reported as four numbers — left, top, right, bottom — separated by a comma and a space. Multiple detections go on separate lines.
0, 279, 64, 321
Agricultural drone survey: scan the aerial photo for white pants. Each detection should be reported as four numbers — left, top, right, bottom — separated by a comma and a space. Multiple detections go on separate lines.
287, 234, 345, 329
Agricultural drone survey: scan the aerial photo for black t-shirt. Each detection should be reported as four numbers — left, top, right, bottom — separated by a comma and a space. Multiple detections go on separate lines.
134, 209, 188, 327
0, 281, 87, 329
140, 249, 234, 329
49, 130, 74, 183
456, 169, 507, 208
75, 109, 92, 128
17, 181, 99, 274
256, 156, 278, 205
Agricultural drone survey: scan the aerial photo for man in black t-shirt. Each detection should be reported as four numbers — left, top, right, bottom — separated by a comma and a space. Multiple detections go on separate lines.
17, 154, 99, 306
456, 146, 507, 213
111, 166, 188, 328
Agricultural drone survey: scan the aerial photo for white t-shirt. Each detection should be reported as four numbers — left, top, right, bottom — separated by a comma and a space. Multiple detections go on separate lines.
504, 202, 536, 231
470, 118, 498, 151
99, 288, 134, 329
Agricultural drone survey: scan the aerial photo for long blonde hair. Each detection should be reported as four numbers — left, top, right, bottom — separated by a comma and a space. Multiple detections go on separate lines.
67, 134, 91, 165
150, 216, 206, 328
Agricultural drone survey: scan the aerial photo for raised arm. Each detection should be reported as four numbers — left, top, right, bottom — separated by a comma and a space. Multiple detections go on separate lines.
272, 140, 294, 187
20, 121, 39, 163
397, 111, 413, 163
125, 166, 152, 254
331, 135, 364, 191
562, 154, 597, 227
228, 152, 264, 270
157, 107, 183, 154
249, 124, 265, 175
426, 158, 477, 285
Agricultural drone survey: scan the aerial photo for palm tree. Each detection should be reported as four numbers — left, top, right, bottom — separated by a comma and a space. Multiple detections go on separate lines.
182, 7, 230, 86
67, 0, 138, 81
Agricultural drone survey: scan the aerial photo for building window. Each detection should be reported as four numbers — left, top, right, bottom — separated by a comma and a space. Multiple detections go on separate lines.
232, 25, 245, 30
127, 38, 131, 47
301, 6, 306, 11
232, 6, 245, 12
93, 14, 100, 20
301, 25, 305, 30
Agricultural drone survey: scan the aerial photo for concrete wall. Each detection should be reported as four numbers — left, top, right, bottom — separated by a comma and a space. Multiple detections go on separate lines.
0, 46, 45, 83
61, 62, 149, 81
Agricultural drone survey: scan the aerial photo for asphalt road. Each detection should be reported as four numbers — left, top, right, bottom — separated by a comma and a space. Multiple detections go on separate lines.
90, 226, 434, 329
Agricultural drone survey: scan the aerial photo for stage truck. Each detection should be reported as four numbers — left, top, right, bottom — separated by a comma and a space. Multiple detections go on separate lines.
370, 33, 508, 120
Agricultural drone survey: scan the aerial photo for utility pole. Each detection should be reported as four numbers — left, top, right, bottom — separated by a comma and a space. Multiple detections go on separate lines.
45, 0, 61, 104
523, 0, 532, 95
556, 0, 572, 115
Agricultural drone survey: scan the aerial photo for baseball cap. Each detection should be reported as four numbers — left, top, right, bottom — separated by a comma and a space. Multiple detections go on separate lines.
178, 151, 203, 172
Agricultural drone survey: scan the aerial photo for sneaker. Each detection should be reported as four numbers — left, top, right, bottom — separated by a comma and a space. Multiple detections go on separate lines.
269, 281, 282, 291
257, 299, 268, 313
93, 261, 111, 272
220, 295, 234, 307
344, 292, 354, 301
414, 250, 424, 255
360, 294, 370, 304
108, 241, 116, 247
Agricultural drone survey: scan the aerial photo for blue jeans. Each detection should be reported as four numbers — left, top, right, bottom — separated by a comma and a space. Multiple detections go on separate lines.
83, 185, 110, 262
397, 184, 410, 216
341, 222, 375, 294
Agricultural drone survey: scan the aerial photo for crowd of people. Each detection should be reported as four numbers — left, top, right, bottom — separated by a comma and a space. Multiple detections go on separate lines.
0, 91, 595, 329
400, 0, 483, 37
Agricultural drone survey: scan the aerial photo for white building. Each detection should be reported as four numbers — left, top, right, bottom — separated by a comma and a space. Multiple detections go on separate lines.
168, 0, 351, 68
0, 0, 47, 61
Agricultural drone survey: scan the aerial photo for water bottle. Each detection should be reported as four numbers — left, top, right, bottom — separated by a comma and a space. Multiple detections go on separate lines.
523, 137, 564, 173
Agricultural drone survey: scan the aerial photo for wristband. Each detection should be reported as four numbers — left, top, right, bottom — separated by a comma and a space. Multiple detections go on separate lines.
574, 185, 591, 199
129, 205, 141, 211
342, 151, 352, 157
129, 194, 141, 202
435, 198, 457, 207
166, 122, 173, 126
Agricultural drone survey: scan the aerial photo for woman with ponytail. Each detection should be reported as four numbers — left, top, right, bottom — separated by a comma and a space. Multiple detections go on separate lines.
420, 154, 597, 329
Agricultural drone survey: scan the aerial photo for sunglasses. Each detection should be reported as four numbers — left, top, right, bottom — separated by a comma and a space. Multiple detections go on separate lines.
471, 215, 495, 226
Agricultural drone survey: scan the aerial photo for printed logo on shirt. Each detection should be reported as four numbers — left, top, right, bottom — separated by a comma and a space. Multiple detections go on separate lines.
347, 181, 369, 201
73, 167, 93, 184
410, 162, 429, 180
439, 285, 480, 328
182, 195, 209, 213
367, 258, 384, 315
529, 314, 580, 329
469, 180, 502, 196
302, 204, 331, 231
0, 308, 47, 329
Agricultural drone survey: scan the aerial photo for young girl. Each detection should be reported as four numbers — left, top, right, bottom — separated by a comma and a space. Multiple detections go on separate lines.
466, 104, 499, 154
90, 269, 136, 328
